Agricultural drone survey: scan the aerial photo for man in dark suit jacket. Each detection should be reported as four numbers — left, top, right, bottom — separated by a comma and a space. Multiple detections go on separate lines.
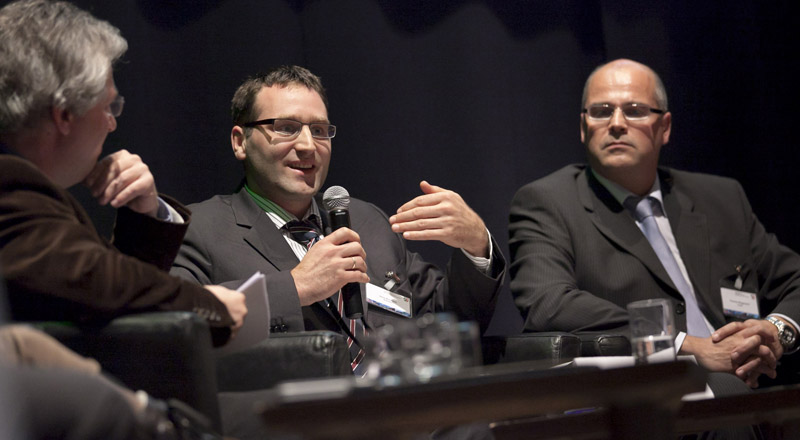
510, 59, 800, 388
0, 0, 246, 342
171, 66, 504, 343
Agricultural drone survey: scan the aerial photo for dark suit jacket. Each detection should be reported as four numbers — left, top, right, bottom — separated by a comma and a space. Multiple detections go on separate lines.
171, 187, 505, 334
509, 164, 800, 335
0, 155, 233, 335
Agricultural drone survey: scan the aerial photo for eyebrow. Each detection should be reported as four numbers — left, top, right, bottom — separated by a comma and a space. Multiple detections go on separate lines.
589, 101, 650, 105
272, 115, 330, 123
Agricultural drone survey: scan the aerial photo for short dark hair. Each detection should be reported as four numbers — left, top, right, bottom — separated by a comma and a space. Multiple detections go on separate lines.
230, 65, 328, 135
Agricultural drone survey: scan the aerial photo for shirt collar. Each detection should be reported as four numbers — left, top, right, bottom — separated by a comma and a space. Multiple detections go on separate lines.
244, 183, 322, 229
589, 167, 667, 217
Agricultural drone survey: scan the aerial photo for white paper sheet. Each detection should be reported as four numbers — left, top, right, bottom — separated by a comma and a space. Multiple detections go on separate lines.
570, 356, 715, 401
214, 271, 270, 356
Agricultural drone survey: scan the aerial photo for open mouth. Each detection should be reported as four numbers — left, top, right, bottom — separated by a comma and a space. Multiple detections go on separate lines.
288, 163, 315, 172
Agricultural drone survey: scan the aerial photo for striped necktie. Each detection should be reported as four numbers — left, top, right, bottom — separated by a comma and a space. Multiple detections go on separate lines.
284, 218, 367, 374
284, 218, 322, 250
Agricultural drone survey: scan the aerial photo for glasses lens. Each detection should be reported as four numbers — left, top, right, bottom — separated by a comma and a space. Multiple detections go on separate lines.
309, 124, 326, 138
621, 103, 650, 120
309, 124, 336, 139
587, 104, 613, 119
587, 103, 656, 120
267, 119, 335, 139
109, 95, 124, 117
272, 119, 302, 136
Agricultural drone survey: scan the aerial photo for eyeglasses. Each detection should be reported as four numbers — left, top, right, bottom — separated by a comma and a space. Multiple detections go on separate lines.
242, 118, 336, 139
108, 95, 124, 118
582, 103, 664, 121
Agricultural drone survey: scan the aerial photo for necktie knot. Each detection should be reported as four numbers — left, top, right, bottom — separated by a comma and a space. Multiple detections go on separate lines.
626, 196, 657, 222
284, 217, 322, 249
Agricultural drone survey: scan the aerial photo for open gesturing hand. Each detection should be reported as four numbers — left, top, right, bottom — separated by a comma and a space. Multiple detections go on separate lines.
389, 181, 489, 258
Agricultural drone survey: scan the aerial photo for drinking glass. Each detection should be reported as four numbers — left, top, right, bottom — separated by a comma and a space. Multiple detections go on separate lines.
362, 313, 478, 384
627, 299, 676, 365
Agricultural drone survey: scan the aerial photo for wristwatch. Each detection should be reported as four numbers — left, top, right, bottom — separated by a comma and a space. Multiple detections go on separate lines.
766, 316, 797, 351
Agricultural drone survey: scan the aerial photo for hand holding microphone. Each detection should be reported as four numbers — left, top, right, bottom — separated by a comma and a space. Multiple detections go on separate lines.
289, 186, 369, 309
323, 186, 365, 319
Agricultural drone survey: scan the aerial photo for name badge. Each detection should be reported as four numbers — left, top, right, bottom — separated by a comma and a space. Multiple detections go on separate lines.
366, 283, 412, 318
720, 287, 760, 319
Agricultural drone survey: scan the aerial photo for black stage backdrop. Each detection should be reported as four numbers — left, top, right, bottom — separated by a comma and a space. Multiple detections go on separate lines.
29, 0, 797, 335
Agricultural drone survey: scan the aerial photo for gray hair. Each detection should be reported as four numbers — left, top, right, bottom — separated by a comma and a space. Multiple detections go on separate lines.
581, 59, 669, 111
0, 0, 127, 134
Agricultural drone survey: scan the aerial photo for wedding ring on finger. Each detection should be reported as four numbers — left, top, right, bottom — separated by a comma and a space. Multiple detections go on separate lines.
351, 257, 357, 270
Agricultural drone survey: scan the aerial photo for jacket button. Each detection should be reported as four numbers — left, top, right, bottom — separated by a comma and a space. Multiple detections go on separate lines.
675, 303, 686, 314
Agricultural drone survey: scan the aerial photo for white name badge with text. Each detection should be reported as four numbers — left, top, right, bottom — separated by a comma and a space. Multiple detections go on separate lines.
720, 287, 760, 320
366, 283, 412, 318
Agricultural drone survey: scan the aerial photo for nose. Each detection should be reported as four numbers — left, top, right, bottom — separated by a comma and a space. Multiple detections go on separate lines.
608, 106, 627, 135
107, 113, 117, 132
293, 125, 316, 154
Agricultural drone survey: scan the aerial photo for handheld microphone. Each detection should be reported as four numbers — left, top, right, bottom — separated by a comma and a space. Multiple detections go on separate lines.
322, 186, 364, 319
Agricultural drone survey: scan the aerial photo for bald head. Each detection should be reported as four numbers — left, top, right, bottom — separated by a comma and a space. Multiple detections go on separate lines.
581, 59, 668, 111
579, 58, 672, 195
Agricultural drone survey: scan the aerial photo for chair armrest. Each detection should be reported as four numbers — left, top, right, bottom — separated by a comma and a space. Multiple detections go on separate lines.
215, 331, 352, 392
578, 334, 632, 357
482, 332, 581, 365
35, 312, 221, 430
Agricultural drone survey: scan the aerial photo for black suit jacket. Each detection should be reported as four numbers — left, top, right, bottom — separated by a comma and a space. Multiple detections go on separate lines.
171, 187, 505, 334
509, 164, 800, 335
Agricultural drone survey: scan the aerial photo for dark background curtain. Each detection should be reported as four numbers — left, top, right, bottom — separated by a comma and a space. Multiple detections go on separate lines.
50, 0, 798, 335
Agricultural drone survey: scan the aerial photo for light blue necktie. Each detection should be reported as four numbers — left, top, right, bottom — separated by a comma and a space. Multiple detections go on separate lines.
627, 196, 711, 337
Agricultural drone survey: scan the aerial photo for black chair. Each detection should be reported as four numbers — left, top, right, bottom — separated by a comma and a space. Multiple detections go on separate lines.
36, 312, 224, 429
215, 330, 352, 392
577, 333, 632, 357
483, 333, 581, 366
35, 316, 356, 431
483, 332, 631, 367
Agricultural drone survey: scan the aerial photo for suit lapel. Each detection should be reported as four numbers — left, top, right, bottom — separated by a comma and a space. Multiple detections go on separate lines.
659, 169, 713, 318
231, 188, 301, 272
235, 190, 345, 326
579, 169, 679, 293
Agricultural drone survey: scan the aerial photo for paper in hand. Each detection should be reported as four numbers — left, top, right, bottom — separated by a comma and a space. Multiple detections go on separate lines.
214, 271, 270, 356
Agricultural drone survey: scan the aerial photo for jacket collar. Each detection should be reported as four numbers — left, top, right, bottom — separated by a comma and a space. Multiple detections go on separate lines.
578, 167, 679, 293
230, 187, 302, 272
577, 166, 712, 316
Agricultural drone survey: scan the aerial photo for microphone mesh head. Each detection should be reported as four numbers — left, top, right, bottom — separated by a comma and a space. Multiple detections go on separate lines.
322, 186, 350, 210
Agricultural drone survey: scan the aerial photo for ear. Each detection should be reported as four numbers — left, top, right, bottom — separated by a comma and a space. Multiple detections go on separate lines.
660, 112, 672, 145
51, 106, 74, 136
231, 125, 247, 161
580, 113, 587, 144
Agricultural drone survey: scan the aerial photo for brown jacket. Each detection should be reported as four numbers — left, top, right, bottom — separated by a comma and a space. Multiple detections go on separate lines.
0, 154, 233, 341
